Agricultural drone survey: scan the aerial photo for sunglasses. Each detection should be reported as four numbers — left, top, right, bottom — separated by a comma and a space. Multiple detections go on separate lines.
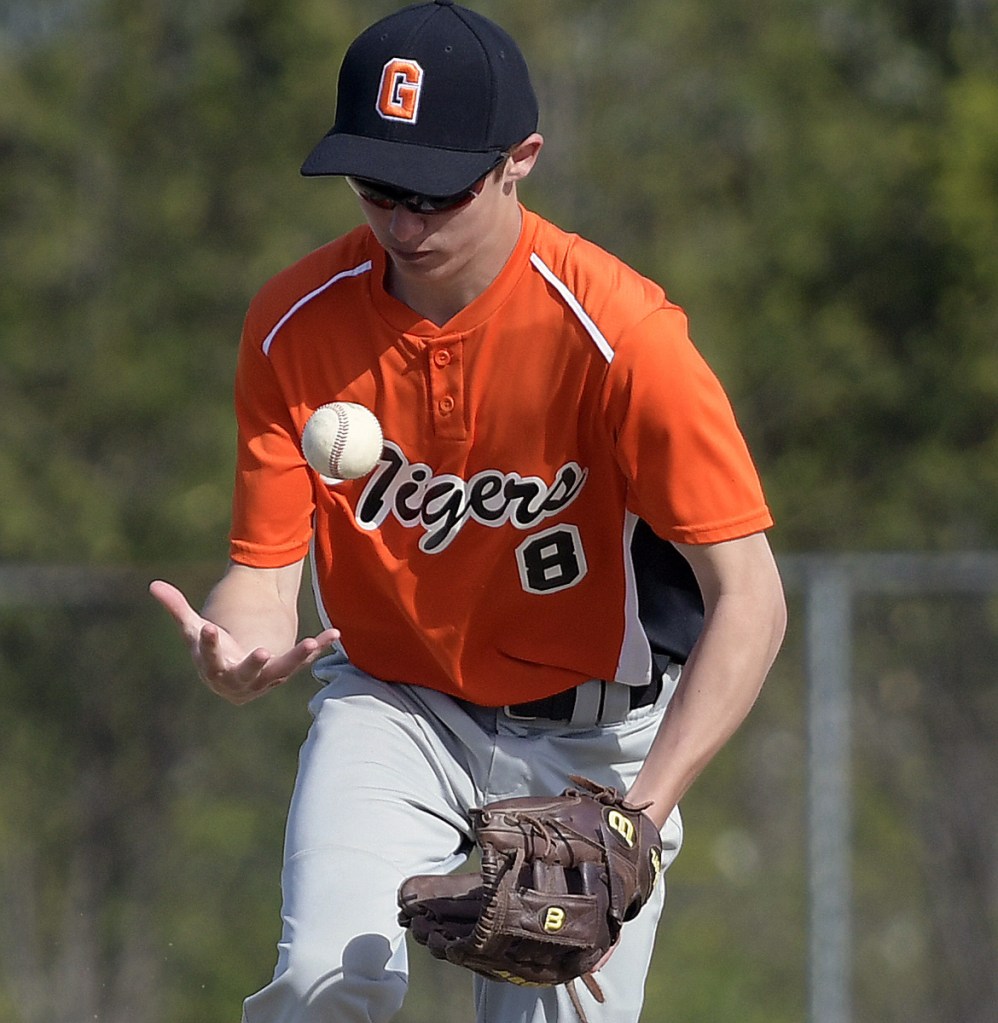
346, 156, 506, 215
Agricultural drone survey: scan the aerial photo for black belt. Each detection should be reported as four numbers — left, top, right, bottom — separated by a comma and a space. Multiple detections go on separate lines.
504, 675, 663, 723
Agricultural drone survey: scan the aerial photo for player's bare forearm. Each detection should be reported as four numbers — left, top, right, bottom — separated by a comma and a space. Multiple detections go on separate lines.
149, 560, 339, 705
626, 533, 787, 828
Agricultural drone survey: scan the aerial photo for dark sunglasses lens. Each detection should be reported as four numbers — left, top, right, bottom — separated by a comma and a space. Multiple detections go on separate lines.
347, 176, 481, 214
348, 178, 401, 208
417, 191, 473, 213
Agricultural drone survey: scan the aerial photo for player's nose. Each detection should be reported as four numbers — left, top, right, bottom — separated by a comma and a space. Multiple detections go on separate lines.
388, 206, 425, 243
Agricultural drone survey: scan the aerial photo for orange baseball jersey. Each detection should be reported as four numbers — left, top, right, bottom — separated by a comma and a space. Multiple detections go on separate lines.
229, 208, 773, 706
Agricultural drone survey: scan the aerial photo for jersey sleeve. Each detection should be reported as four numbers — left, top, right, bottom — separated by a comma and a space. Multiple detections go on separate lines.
603, 306, 773, 544
228, 304, 316, 568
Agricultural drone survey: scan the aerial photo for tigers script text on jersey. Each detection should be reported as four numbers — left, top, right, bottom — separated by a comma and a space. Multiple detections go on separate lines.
229, 209, 773, 705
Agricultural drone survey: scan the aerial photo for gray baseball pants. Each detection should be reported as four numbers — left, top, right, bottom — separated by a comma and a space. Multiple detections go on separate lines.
241, 657, 683, 1023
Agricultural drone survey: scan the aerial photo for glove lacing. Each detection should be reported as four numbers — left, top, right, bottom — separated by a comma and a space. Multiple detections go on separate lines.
566, 971, 605, 1023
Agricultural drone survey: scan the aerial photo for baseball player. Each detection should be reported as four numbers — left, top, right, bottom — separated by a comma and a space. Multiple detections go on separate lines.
150, 3, 787, 1022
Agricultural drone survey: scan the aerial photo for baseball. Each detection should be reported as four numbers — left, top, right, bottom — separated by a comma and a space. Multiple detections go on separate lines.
302, 402, 384, 480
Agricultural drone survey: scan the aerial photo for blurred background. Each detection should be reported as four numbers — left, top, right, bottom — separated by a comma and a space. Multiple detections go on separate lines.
1, 1, 995, 1021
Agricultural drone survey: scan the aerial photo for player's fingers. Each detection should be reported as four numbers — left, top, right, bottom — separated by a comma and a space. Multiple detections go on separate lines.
196, 620, 223, 662
251, 637, 327, 688
221, 633, 340, 703
196, 640, 272, 703
195, 623, 249, 682
148, 579, 200, 632
311, 627, 341, 648
195, 627, 340, 703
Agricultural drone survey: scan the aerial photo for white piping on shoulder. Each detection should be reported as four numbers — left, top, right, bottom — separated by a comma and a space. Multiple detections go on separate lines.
262, 260, 373, 356
529, 252, 615, 365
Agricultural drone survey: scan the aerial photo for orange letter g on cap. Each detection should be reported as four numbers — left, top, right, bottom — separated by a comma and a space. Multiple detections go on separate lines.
377, 59, 424, 123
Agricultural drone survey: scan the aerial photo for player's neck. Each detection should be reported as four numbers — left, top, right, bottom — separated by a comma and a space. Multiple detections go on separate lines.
385, 270, 493, 328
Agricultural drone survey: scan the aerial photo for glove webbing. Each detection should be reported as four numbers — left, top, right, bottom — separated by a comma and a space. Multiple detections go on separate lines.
470, 842, 517, 954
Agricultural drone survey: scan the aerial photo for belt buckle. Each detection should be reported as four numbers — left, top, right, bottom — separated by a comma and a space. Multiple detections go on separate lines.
503, 704, 540, 721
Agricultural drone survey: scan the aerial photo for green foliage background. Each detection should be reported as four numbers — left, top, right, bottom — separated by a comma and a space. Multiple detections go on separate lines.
1, 1, 995, 1021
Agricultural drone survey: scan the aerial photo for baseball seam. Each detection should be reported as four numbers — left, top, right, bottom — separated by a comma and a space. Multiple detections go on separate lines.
329, 405, 349, 477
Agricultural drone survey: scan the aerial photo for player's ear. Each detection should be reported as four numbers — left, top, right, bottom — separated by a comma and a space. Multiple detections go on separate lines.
505, 134, 543, 184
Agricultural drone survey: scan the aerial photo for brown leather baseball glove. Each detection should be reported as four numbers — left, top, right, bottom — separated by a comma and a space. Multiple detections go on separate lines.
397, 776, 663, 1018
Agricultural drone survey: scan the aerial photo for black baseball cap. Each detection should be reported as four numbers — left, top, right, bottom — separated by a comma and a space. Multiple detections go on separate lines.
301, 0, 538, 196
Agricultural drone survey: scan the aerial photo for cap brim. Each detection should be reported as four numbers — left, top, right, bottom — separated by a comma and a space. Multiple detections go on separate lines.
301, 133, 502, 195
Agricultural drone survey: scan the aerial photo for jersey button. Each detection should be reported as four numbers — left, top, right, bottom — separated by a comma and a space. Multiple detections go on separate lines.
433, 349, 452, 367
438, 395, 455, 414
